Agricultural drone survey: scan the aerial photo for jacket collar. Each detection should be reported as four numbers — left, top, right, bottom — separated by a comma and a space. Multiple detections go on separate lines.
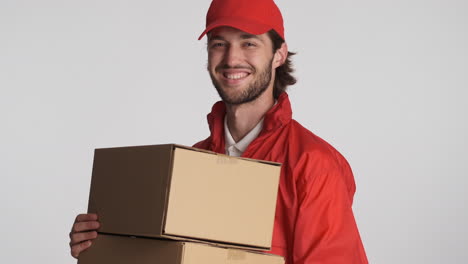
206, 92, 293, 153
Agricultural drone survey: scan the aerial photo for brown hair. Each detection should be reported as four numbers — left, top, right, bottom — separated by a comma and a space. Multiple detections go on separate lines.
267, 30, 297, 99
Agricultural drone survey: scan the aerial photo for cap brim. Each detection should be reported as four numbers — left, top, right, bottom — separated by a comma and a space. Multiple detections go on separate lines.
198, 17, 272, 40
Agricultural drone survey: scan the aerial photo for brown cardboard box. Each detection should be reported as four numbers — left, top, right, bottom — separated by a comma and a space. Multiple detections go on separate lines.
78, 234, 285, 264
88, 144, 281, 250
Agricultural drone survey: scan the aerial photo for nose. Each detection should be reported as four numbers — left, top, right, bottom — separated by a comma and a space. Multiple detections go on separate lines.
223, 45, 243, 68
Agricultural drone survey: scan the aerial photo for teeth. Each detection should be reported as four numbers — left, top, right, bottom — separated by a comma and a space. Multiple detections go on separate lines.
225, 73, 248, 80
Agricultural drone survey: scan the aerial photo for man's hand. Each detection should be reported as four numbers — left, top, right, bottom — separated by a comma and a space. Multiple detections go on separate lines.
69, 213, 100, 259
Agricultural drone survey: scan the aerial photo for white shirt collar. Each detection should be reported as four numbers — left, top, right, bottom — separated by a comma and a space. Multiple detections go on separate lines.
224, 116, 264, 157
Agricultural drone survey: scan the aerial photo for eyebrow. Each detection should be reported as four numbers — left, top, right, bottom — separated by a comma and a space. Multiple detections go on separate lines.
208, 34, 263, 42
240, 34, 261, 40
208, 35, 226, 41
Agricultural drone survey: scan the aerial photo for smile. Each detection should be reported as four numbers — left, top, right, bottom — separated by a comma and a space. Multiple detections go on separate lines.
223, 72, 250, 80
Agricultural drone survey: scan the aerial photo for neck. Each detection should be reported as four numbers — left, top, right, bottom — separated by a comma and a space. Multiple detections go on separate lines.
225, 91, 275, 142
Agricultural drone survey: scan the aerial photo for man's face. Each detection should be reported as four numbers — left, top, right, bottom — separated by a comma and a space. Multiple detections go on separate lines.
207, 27, 276, 105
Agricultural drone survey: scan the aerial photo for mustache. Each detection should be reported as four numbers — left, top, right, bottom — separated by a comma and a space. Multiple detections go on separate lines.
215, 64, 254, 72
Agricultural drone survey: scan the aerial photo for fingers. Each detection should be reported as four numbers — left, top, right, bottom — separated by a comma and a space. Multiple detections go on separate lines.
71, 213, 100, 235
70, 240, 93, 259
70, 231, 98, 246
75, 213, 98, 223
72, 220, 100, 233
70, 213, 100, 259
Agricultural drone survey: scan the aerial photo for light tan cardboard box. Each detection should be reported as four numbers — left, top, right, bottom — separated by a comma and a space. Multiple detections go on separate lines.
78, 234, 285, 264
88, 144, 281, 251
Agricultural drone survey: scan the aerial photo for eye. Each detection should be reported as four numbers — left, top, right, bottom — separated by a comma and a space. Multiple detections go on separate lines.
244, 42, 256, 47
210, 42, 226, 48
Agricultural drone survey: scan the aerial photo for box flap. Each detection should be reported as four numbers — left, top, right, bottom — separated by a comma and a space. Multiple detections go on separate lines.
173, 144, 282, 166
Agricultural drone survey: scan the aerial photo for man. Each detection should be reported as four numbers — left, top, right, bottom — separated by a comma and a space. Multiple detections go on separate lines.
69, 0, 368, 263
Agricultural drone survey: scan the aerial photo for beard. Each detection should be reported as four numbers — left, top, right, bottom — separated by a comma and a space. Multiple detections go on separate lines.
208, 58, 273, 105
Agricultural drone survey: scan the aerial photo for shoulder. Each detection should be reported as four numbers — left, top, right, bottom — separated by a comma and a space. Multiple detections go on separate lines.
287, 120, 348, 167
287, 120, 356, 202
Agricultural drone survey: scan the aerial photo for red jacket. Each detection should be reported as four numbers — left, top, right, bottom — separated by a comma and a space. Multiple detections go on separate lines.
194, 93, 368, 264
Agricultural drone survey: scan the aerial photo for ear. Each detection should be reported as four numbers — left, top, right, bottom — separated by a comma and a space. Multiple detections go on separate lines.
273, 42, 288, 69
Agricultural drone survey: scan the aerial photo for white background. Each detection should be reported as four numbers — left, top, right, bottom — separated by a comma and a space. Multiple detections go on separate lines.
1, 0, 467, 263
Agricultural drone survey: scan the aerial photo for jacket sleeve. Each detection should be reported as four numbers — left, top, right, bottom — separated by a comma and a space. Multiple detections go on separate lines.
291, 152, 368, 264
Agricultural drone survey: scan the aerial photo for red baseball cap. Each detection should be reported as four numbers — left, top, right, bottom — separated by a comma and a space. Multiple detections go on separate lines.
198, 0, 285, 41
